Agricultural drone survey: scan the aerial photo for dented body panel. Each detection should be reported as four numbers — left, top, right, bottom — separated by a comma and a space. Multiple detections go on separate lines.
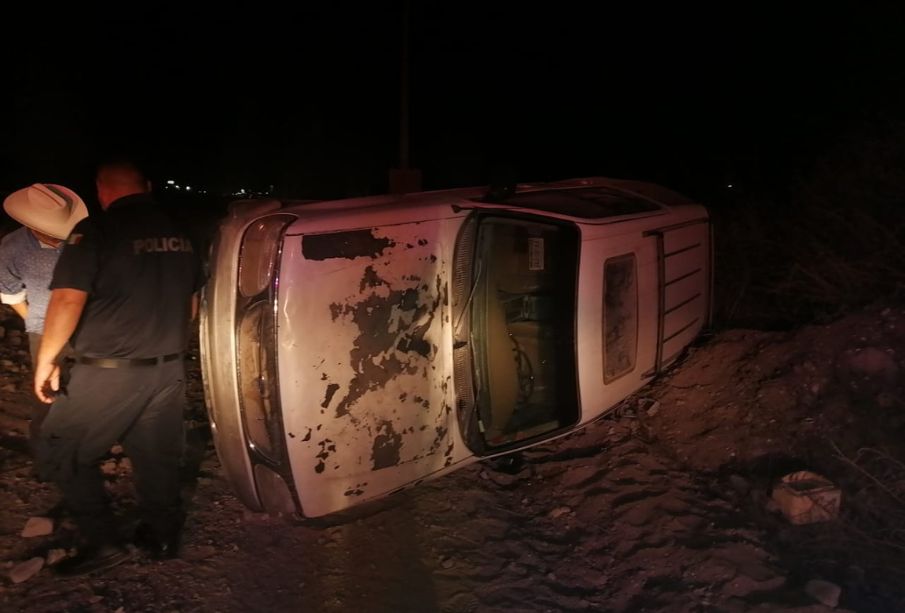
200, 178, 711, 518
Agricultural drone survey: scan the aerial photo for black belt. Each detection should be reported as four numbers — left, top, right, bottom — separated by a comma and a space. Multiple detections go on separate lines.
75, 353, 183, 368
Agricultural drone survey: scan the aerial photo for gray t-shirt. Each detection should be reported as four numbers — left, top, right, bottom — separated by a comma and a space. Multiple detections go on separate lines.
0, 227, 65, 333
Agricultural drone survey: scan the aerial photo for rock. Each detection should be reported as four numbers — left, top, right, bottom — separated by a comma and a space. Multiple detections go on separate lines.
619, 501, 656, 526
849, 347, 897, 376
646, 401, 661, 417
111, 444, 124, 455
548, 506, 571, 519
46, 549, 67, 566
772, 471, 841, 524
9, 557, 43, 583
483, 470, 520, 488
728, 475, 750, 496
2, 384, 16, 392
839, 347, 898, 391
685, 557, 737, 584
0, 326, 5, 339
805, 579, 841, 608
100, 460, 118, 476
242, 510, 273, 523
876, 392, 897, 409
8, 336, 22, 347
440, 557, 455, 569
21, 516, 53, 538
183, 545, 217, 561
724, 574, 786, 598
0, 360, 13, 368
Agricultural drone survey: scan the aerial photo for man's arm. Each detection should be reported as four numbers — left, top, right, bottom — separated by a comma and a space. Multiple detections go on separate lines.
8, 301, 27, 320
0, 233, 27, 320
34, 288, 87, 403
1, 287, 27, 321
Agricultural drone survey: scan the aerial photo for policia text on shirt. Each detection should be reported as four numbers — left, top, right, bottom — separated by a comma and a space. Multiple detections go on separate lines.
133, 236, 193, 254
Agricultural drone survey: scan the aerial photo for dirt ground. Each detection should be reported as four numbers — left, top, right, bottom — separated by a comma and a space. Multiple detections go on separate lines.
1, 303, 904, 612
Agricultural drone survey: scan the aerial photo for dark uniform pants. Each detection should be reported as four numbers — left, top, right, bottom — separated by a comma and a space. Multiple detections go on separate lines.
36, 359, 186, 542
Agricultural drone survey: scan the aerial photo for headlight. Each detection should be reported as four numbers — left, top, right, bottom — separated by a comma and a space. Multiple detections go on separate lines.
237, 301, 280, 459
235, 213, 296, 462
238, 216, 296, 298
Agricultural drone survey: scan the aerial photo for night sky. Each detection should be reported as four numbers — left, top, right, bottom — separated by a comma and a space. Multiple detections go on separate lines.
2, 6, 904, 205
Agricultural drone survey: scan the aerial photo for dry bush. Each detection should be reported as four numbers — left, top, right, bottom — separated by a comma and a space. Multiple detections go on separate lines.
712, 119, 905, 328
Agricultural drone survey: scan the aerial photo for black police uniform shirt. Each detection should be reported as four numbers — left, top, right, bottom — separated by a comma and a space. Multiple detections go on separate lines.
50, 193, 203, 359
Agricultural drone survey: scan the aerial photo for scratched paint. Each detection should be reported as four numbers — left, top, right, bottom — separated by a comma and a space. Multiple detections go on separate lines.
429, 425, 448, 454
313, 438, 337, 474
344, 483, 367, 497
332, 270, 442, 419
321, 383, 340, 409
277, 218, 471, 517
371, 421, 403, 470
301, 230, 395, 261
360, 265, 389, 292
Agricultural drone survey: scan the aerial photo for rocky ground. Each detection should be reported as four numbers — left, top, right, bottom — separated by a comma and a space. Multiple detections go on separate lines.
1, 303, 904, 612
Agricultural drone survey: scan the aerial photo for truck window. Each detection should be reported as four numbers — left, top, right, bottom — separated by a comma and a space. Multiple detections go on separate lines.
603, 254, 638, 382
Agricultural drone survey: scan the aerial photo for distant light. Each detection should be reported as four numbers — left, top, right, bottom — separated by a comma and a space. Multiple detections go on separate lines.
727, 184, 734, 189
166, 180, 175, 185
239, 188, 246, 195
249, 442, 256, 450
175, 185, 181, 190
186, 185, 192, 191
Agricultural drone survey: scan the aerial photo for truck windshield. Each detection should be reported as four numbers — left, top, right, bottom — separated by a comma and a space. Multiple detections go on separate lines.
469, 216, 580, 447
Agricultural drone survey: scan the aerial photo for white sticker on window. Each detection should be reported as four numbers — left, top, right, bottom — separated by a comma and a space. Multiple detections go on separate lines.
528, 238, 545, 271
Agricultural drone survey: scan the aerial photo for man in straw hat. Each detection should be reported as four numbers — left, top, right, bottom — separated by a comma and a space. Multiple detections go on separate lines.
1, 183, 88, 444
34, 160, 203, 575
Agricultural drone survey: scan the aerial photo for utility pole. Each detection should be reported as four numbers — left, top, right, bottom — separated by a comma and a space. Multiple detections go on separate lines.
389, 0, 422, 194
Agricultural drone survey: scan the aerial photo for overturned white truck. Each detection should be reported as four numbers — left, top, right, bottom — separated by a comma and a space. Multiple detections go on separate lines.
199, 177, 712, 518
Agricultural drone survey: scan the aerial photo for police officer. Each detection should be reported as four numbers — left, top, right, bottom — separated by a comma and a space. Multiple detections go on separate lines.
34, 160, 203, 575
